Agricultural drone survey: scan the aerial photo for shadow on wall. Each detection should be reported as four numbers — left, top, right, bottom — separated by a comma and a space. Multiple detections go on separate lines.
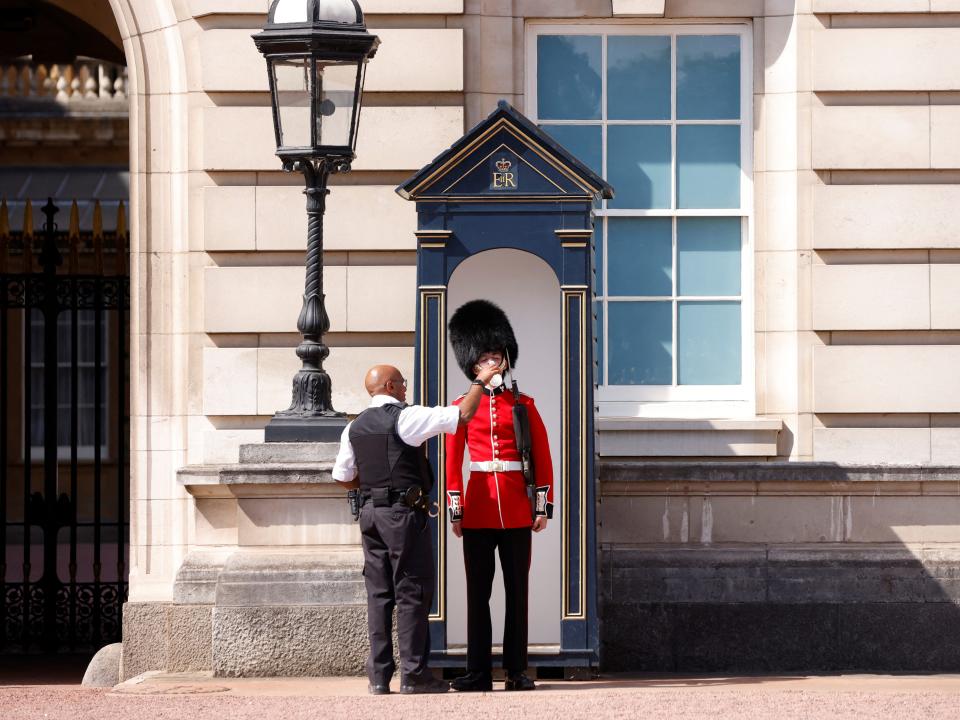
598, 462, 960, 672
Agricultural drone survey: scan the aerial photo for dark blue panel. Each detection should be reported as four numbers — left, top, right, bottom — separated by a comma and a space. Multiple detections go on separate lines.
429, 621, 446, 654
419, 245, 447, 288
443, 210, 566, 284
562, 242, 590, 287
562, 618, 588, 652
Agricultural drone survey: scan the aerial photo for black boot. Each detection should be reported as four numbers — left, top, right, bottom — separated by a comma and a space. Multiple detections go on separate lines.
504, 671, 536, 691
451, 671, 493, 692
399, 676, 450, 694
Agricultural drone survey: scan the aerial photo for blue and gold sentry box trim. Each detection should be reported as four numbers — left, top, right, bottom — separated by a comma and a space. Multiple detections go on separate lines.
398, 101, 613, 668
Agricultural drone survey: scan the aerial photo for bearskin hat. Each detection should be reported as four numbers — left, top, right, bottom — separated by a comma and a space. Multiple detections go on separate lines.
448, 299, 519, 380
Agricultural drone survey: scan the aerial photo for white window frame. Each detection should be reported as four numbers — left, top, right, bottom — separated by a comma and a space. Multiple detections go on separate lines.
526, 21, 755, 419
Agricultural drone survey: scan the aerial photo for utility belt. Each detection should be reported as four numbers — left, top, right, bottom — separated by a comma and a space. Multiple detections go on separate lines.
348, 485, 439, 521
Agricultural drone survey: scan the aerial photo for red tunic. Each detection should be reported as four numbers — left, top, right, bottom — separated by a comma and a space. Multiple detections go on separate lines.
445, 388, 554, 529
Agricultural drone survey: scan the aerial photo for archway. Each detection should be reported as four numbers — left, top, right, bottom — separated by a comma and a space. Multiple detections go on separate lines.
0, 0, 132, 661
445, 248, 563, 648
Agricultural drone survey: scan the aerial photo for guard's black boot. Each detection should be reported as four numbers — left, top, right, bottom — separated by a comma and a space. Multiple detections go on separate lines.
451, 671, 493, 692
368, 682, 390, 695
399, 676, 450, 694
504, 672, 536, 691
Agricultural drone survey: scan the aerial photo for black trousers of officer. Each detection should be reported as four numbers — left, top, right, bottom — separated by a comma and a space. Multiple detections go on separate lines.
359, 500, 434, 685
462, 527, 532, 675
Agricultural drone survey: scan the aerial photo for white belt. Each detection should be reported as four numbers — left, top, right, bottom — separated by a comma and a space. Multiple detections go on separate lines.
470, 460, 522, 473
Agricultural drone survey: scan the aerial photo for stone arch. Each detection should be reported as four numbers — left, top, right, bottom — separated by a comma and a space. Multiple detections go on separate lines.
99, 0, 193, 597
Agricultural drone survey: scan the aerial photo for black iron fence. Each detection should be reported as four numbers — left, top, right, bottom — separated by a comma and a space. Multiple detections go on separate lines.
1, 197, 129, 652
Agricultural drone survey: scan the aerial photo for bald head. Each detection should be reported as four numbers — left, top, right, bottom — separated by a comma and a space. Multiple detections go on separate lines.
365, 365, 407, 401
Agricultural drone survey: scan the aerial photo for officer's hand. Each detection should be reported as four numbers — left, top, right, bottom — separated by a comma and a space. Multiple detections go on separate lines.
452, 521, 463, 538
532, 517, 548, 533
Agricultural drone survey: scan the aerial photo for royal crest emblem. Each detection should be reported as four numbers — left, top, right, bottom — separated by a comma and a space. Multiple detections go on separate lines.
491, 156, 518, 190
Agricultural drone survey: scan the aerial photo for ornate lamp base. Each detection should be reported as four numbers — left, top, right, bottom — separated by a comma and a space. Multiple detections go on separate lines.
264, 413, 348, 442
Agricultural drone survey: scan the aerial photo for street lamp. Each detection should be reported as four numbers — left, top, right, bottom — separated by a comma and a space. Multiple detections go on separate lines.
253, 0, 379, 442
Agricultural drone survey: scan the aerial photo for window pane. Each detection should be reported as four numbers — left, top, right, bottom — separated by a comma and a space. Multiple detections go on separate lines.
608, 35, 670, 120
608, 301, 672, 385
608, 218, 672, 297
678, 301, 741, 385
678, 217, 741, 296
677, 125, 740, 209
593, 301, 604, 385
537, 35, 602, 120
541, 124, 602, 175
609, 125, 671, 209
677, 35, 740, 120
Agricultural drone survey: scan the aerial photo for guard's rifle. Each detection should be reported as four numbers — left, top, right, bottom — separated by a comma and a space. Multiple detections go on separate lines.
510, 372, 537, 524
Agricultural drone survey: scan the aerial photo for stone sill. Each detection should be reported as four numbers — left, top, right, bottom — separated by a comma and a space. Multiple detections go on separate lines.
597, 417, 783, 458
178, 466, 341, 498
600, 461, 960, 496
178, 443, 341, 498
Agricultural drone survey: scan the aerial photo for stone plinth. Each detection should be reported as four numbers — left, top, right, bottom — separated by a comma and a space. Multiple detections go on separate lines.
123, 442, 368, 679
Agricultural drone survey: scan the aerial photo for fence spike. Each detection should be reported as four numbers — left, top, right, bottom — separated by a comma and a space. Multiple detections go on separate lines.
23, 198, 33, 238
92, 199, 103, 238
69, 199, 80, 240
116, 200, 127, 239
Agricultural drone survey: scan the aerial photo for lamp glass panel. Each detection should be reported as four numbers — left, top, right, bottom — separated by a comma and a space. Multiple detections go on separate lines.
271, 0, 308, 23
271, 57, 313, 150
316, 60, 361, 149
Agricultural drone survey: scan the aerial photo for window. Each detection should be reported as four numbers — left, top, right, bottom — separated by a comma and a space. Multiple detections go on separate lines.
529, 24, 754, 417
29, 309, 109, 459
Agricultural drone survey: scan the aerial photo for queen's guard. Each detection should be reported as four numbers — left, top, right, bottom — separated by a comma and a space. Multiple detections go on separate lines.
445, 300, 554, 692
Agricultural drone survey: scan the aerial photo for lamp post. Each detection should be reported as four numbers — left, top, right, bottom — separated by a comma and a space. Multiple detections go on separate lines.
253, 0, 379, 442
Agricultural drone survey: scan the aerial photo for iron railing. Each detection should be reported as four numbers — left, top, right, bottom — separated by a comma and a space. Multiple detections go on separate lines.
1, 197, 129, 652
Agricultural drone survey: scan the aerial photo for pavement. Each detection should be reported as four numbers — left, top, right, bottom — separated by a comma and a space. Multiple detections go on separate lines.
5, 669, 960, 720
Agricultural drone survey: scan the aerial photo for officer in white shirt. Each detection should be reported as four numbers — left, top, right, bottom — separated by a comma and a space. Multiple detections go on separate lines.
332, 363, 502, 695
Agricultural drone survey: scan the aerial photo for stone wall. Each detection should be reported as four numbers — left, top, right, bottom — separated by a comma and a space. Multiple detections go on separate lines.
600, 462, 960, 670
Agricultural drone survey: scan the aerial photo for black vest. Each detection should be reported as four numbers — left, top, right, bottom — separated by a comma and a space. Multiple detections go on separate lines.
349, 403, 429, 492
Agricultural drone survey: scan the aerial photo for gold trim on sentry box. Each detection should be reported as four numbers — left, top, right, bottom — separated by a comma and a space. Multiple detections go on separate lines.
560, 288, 588, 620
419, 288, 447, 622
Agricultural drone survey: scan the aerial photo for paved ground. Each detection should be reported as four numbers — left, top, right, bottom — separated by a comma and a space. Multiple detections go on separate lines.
5, 670, 960, 720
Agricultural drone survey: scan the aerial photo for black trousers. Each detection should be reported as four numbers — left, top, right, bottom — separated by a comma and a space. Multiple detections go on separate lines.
359, 501, 434, 685
462, 527, 532, 675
